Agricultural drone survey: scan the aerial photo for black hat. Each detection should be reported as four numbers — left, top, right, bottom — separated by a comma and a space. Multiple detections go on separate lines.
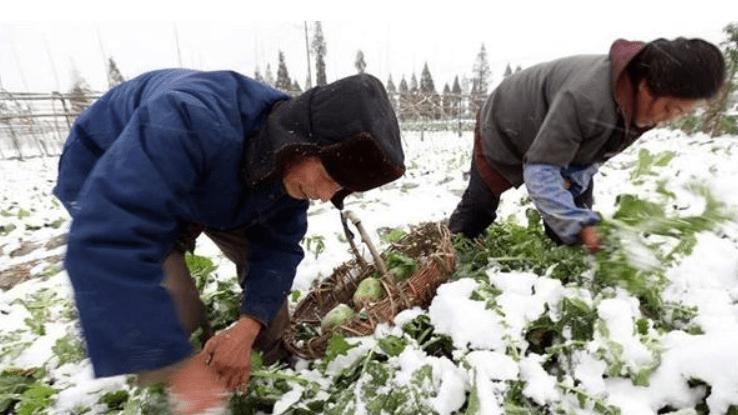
243, 74, 405, 209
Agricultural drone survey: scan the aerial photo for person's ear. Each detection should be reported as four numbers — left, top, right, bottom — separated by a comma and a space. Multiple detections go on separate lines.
638, 79, 653, 98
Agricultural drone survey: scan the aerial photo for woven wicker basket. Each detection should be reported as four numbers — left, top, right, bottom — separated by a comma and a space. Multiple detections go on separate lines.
283, 216, 455, 359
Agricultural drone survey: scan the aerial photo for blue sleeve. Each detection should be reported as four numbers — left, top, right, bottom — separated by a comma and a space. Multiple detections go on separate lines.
240, 199, 308, 325
65, 92, 229, 377
562, 164, 599, 201
523, 163, 599, 244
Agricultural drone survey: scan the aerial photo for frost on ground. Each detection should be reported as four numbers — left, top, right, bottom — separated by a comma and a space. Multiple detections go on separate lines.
1, 129, 738, 414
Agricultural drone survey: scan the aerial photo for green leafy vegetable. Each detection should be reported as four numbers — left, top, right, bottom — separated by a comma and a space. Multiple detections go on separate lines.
321, 304, 355, 331
385, 251, 417, 281
353, 277, 385, 309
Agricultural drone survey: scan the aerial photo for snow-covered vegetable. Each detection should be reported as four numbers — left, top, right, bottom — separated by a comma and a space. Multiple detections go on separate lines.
321, 304, 355, 331
352, 277, 385, 309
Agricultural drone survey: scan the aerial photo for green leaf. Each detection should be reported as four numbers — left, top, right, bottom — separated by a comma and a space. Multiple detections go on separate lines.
304, 235, 326, 260
98, 390, 129, 410
636, 318, 650, 336
0, 369, 37, 412
324, 334, 357, 364
201, 278, 242, 332
380, 228, 407, 244
402, 315, 433, 343
612, 194, 665, 226
655, 180, 676, 200
560, 297, 596, 342
454, 220, 590, 284
464, 370, 481, 415
654, 151, 676, 167
385, 251, 417, 281
633, 366, 656, 387
16, 384, 56, 415
525, 315, 559, 354
48, 218, 66, 229
40, 264, 63, 278
52, 332, 85, 366
503, 380, 547, 414
0, 223, 16, 236
185, 253, 217, 291
189, 327, 204, 351
13, 289, 62, 336
629, 149, 675, 182
525, 208, 542, 231
250, 351, 264, 372
377, 335, 406, 357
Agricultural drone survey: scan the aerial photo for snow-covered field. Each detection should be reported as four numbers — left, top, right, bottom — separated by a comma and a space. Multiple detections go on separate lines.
1, 129, 738, 414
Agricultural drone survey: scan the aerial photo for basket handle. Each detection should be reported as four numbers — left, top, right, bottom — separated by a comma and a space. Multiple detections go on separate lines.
340, 210, 388, 275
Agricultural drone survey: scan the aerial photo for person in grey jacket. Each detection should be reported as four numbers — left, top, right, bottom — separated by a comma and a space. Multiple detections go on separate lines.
449, 37, 726, 251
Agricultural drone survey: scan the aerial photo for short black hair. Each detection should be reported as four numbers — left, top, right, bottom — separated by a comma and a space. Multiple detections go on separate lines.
628, 37, 726, 99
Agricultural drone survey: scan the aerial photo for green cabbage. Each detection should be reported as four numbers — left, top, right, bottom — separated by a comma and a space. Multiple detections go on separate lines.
321, 304, 355, 331
353, 277, 385, 309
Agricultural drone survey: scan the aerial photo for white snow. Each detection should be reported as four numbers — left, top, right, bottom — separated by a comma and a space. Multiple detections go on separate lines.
2, 129, 738, 414
596, 295, 657, 369
465, 350, 518, 381
572, 351, 608, 396
272, 385, 305, 414
428, 278, 507, 350
488, 271, 564, 342
519, 353, 560, 405
393, 348, 468, 415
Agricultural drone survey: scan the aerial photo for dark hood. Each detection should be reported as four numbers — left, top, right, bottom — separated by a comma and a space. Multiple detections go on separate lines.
243, 73, 405, 209
609, 38, 647, 131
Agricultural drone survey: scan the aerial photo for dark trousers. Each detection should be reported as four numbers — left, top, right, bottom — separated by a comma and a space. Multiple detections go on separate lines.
137, 225, 290, 385
449, 160, 501, 239
449, 160, 595, 243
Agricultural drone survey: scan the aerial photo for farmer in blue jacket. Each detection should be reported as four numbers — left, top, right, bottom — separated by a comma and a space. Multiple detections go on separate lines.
54, 70, 404, 413
449, 37, 725, 251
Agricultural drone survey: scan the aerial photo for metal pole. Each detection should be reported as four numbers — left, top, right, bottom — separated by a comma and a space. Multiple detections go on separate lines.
9, 34, 29, 92
43, 35, 62, 91
174, 24, 183, 67
96, 27, 110, 87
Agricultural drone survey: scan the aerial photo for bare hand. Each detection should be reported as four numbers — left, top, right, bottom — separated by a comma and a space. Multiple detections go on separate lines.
202, 315, 262, 390
168, 353, 228, 415
579, 226, 600, 253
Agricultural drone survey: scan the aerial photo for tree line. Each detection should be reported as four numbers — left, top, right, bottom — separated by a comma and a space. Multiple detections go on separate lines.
251, 22, 523, 122
2, 22, 736, 136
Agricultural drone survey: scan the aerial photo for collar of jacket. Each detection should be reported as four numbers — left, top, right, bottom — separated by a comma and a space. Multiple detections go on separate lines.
609, 39, 649, 136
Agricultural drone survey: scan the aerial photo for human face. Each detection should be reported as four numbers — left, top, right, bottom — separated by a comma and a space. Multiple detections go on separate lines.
633, 79, 700, 129
282, 156, 343, 202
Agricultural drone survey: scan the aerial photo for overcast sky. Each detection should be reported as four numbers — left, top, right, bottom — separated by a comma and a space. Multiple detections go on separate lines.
1, 0, 736, 93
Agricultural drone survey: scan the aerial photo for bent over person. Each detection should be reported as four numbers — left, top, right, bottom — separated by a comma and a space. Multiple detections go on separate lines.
449, 37, 725, 250
54, 70, 404, 413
